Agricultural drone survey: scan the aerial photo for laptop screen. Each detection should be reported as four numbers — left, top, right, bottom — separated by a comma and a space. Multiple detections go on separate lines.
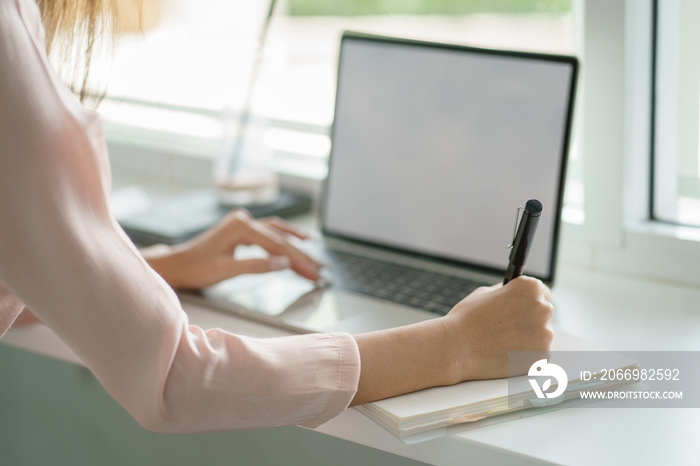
323, 33, 577, 283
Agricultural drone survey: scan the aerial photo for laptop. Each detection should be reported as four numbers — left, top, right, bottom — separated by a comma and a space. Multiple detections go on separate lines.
180, 32, 578, 334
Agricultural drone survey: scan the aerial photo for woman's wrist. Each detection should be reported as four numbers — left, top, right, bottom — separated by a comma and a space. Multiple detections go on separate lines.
141, 244, 185, 289
437, 316, 470, 386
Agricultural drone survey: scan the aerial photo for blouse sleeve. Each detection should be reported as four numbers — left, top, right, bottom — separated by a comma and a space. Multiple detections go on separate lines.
0, 0, 360, 433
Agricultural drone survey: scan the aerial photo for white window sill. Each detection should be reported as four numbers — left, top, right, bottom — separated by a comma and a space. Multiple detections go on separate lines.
560, 219, 700, 288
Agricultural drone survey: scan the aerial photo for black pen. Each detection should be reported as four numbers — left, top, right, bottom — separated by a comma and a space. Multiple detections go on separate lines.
503, 199, 542, 285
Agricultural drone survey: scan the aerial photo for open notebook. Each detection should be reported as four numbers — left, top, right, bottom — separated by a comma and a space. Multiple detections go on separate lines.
355, 327, 638, 441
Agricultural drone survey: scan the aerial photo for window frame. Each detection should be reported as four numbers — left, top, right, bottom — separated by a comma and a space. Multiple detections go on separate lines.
559, 0, 700, 287
650, 0, 700, 227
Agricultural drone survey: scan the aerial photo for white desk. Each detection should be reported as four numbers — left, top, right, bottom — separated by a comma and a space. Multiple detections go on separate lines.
3, 264, 700, 465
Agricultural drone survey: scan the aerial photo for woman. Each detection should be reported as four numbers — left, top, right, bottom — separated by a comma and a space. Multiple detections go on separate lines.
0, 0, 553, 433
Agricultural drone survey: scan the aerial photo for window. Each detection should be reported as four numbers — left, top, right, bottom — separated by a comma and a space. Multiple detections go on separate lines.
653, 0, 700, 228
558, 0, 700, 287
101, 0, 576, 181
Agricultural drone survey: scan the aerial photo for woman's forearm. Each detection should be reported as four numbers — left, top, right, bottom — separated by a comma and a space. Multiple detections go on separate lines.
351, 318, 457, 406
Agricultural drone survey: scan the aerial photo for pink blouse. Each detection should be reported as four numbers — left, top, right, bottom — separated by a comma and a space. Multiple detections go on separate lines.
0, 0, 360, 432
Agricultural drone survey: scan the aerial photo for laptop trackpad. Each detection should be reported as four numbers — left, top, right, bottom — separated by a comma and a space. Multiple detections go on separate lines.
207, 272, 435, 333
206, 270, 317, 317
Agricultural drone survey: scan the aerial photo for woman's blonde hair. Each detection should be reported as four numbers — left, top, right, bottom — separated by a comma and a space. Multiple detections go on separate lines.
36, 0, 119, 105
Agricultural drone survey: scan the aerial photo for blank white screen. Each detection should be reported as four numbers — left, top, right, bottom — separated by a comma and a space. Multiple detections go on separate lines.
324, 38, 574, 278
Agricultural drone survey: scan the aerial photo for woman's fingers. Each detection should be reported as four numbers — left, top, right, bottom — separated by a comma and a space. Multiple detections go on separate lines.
222, 211, 320, 280
260, 216, 309, 240
217, 256, 292, 278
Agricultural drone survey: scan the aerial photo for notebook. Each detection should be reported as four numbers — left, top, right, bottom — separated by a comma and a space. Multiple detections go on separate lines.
355, 328, 639, 442
180, 31, 579, 335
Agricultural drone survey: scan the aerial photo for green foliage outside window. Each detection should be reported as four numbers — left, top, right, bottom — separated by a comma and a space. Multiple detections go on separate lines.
288, 0, 571, 16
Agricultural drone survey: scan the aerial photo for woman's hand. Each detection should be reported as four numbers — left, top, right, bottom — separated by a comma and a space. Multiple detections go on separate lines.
143, 210, 321, 290
351, 276, 553, 405
442, 276, 554, 382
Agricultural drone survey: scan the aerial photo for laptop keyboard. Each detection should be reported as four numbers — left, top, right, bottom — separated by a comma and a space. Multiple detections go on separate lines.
324, 250, 490, 316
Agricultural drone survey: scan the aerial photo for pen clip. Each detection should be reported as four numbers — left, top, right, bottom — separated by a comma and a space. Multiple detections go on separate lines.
507, 206, 524, 249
